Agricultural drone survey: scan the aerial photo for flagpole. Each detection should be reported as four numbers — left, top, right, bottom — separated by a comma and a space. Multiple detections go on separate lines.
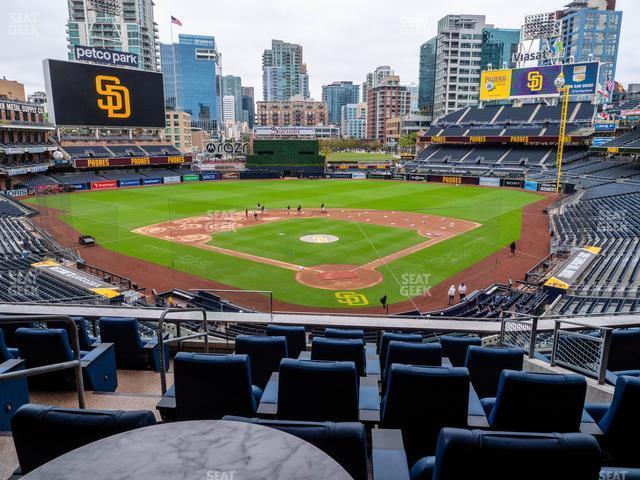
170, 18, 179, 111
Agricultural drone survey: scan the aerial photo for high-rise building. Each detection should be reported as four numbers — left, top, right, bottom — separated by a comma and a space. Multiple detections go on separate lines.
433, 15, 488, 120
262, 40, 309, 101
66, 0, 159, 71
418, 38, 437, 114
366, 76, 411, 143
340, 102, 367, 139
404, 82, 420, 113
165, 110, 192, 153
241, 86, 255, 129
221, 75, 243, 124
256, 96, 327, 127
322, 81, 360, 126
481, 28, 520, 70
362, 66, 394, 105
160, 34, 220, 133
555, 0, 622, 97
222, 95, 236, 122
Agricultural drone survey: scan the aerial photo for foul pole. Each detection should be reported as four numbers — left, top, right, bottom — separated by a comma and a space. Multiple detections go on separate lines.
555, 85, 570, 194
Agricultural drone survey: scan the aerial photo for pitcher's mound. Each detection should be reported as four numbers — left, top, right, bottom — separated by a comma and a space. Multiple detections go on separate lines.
297, 264, 383, 290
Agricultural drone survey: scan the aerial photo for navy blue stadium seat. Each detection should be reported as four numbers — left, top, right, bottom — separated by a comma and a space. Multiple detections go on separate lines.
382, 341, 442, 387
379, 333, 422, 371
381, 365, 469, 463
481, 371, 586, 433
324, 328, 365, 340
0, 328, 28, 432
440, 335, 482, 366
48, 317, 97, 351
277, 358, 359, 422
235, 335, 287, 389
464, 346, 524, 399
224, 416, 368, 480
409, 428, 601, 480
15, 328, 117, 392
11, 403, 156, 474
311, 337, 366, 376
585, 375, 640, 467
99, 317, 168, 371
0, 321, 35, 348
606, 328, 640, 378
170, 352, 261, 421
266, 325, 306, 359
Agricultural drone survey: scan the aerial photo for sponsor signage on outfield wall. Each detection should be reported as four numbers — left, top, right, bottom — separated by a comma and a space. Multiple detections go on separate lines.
480, 62, 599, 101
591, 138, 611, 147
524, 180, 539, 191
502, 179, 524, 188
74, 45, 139, 68
200, 172, 220, 181
3, 188, 29, 197
163, 175, 181, 184
90, 180, 117, 190
594, 123, 616, 132
182, 174, 199, 182
538, 183, 557, 192
118, 179, 140, 187
74, 155, 184, 169
68, 183, 88, 191
479, 177, 501, 187
351, 172, 367, 179
43, 59, 165, 128
205, 142, 249, 155
142, 178, 162, 185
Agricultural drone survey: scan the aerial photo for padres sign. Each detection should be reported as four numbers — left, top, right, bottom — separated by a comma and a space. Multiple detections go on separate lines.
96, 75, 130, 119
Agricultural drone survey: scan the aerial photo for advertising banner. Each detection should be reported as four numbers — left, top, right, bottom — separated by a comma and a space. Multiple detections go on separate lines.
3, 188, 29, 197
44, 59, 165, 128
163, 175, 181, 184
502, 179, 523, 188
182, 174, 199, 182
200, 172, 220, 181
90, 180, 117, 190
591, 137, 611, 147
510, 65, 562, 98
142, 178, 162, 185
479, 177, 501, 187
524, 180, 539, 191
74, 155, 184, 169
538, 183, 557, 193
118, 179, 140, 187
479, 69, 512, 101
351, 172, 366, 180
563, 62, 599, 95
74, 45, 139, 68
68, 183, 88, 191
594, 122, 617, 132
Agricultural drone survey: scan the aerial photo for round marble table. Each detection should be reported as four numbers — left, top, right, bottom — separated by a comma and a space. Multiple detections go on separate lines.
22, 420, 352, 480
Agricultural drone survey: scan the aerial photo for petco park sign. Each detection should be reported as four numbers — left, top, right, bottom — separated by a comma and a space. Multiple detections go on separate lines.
74, 45, 139, 68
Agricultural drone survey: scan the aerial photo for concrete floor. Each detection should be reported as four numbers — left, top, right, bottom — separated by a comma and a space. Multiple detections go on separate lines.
0, 368, 171, 479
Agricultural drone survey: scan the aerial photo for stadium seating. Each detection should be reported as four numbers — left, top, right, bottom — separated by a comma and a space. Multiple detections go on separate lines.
161, 352, 262, 421
440, 335, 482, 367
98, 317, 168, 371
584, 375, 640, 467
324, 328, 365, 340
481, 371, 586, 433
224, 416, 368, 480
379, 332, 423, 372
11, 404, 156, 474
409, 428, 602, 480
605, 328, 640, 380
266, 324, 306, 359
14, 328, 117, 391
0, 328, 29, 431
234, 335, 287, 389
464, 346, 524, 399
380, 365, 470, 463
382, 341, 443, 387
47, 317, 97, 351
311, 337, 366, 376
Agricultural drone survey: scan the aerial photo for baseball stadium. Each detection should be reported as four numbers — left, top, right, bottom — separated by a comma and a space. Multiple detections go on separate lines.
3, 6, 640, 479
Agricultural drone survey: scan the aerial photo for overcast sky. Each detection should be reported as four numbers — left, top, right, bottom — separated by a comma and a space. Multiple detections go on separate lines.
1, 0, 638, 100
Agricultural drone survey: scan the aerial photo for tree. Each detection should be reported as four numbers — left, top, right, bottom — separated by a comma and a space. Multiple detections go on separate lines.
398, 132, 417, 149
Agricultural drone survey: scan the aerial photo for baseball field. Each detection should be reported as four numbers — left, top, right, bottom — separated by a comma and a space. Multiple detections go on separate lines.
28, 180, 544, 310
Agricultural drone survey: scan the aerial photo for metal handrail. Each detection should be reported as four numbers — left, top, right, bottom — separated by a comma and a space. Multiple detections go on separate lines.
0, 315, 86, 408
157, 307, 208, 395
550, 319, 613, 385
499, 315, 539, 357
188, 288, 273, 322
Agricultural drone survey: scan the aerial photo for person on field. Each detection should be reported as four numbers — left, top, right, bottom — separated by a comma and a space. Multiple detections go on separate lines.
510, 241, 516, 257
321, 202, 326, 213
448, 284, 456, 306
261, 205, 265, 213
245, 208, 248, 219
287, 205, 291, 215
458, 283, 467, 301
254, 210, 258, 221
297, 205, 302, 215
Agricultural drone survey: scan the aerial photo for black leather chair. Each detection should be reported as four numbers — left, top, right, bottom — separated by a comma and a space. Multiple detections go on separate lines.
48, 317, 97, 351
167, 352, 262, 421
409, 428, 601, 480
15, 328, 117, 392
440, 335, 482, 367
325, 328, 365, 340
223, 416, 368, 480
235, 335, 288, 389
0, 328, 28, 432
11, 403, 156, 474
381, 365, 470, 463
604, 328, 640, 382
379, 333, 422, 372
481, 370, 586, 433
382, 341, 442, 387
311, 337, 366, 376
99, 317, 168, 371
585, 375, 640, 467
277, 358, 359, 422
464, 346, 524, 399
266, 325, 306, 359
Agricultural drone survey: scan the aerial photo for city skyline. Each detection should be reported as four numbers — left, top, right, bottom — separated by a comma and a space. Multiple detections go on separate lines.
2, 0, 639, 101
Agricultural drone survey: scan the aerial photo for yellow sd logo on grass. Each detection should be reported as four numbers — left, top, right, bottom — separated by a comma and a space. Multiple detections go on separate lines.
335, 291, 369, 306
95, 75, 131, 119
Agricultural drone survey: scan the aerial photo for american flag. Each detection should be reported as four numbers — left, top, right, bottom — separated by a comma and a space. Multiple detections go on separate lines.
171, 16, 182, 27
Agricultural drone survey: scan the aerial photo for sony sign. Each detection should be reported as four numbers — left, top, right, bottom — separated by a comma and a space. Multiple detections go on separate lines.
512, 49, 554, 64
74, 45, 139, 68
205, 142, 248, 155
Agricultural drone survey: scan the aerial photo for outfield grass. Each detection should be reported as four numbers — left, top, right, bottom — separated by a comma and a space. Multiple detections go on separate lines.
28, 180, 542, 309
326, 152, 394, 162
209, 217, 425, 267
